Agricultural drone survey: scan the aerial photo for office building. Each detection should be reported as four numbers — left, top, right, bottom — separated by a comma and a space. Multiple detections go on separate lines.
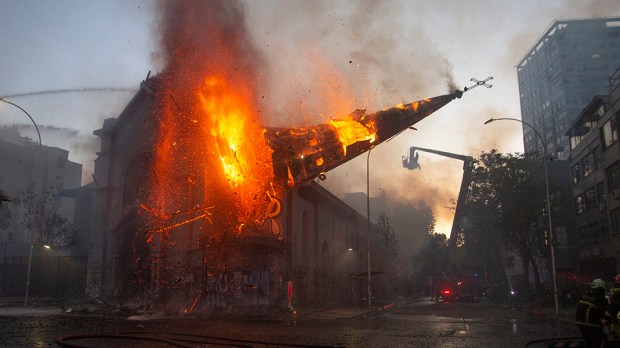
517, 17, 620, 157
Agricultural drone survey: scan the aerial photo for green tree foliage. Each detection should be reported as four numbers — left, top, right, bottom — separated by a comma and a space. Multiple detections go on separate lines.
465, 150, 549, 297
408, 201, 444, 279
20, 186, 76, 248
411, 232, 449, 280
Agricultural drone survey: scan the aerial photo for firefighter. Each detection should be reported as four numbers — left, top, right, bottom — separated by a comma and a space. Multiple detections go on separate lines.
576, 279, 609, 348
610, 275, 620, 295
605, 291, 620, 339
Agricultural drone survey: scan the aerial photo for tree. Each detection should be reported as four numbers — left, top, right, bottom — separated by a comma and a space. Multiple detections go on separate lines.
376, 212, 398, 256
376, 212, 402, 273
0, 190, 11, 230
465, 150, 550, 298
411, 232, 449, 278
408, 202, 444, 283
20, 186, 76, 248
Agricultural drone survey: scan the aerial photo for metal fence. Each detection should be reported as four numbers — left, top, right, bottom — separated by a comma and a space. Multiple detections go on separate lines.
0, 255, 87, 301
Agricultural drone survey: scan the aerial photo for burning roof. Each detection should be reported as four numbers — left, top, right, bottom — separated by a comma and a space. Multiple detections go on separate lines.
266, 91, 463, 185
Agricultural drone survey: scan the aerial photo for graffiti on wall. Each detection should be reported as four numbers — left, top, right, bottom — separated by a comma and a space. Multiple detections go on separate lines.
198, 270, 271, 309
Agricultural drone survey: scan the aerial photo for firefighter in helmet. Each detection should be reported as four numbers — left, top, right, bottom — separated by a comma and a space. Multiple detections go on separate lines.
576, 278, 609, 347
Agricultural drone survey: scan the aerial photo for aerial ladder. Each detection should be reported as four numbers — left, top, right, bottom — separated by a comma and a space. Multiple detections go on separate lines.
402, 146, 474, 271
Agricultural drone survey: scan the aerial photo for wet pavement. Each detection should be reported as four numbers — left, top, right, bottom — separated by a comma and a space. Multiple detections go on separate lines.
0, 296, 584, 347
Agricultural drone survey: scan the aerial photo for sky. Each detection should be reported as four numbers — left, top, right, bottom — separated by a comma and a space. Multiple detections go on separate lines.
1, 0, 619, 254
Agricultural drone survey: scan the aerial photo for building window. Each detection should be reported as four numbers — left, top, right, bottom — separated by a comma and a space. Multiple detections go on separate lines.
575, 194, 585, 215
555, 225, 567, 246
572, 163, 582, 184
601, 219, 610, 242
607, 161, 620, 192
585, 187, 597, 211
602, 119, 618, 149
597, 182, 607, 211
611, 208, 620, 235
591, 223, 601, 244
578, 226, 588, 246
593, 146, 603, 168
582, 153, 594, 177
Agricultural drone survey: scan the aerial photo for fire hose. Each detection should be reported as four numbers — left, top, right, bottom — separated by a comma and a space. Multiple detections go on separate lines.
57, 331, 344, 347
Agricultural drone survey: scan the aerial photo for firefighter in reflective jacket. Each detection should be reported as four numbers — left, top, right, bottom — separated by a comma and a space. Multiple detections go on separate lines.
576, 279, 609, 348
610, 274, 620, 295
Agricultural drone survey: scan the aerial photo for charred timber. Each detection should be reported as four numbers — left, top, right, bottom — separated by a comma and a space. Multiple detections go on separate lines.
266, 90, 463, 186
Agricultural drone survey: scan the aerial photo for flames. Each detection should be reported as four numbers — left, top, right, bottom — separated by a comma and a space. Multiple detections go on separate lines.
329, 118, 376, 155
143, 1, 452, 240
198, 76, 273, 189
396, 98, 432, 112
145, 73, 276, 238
145, 75, 381, 237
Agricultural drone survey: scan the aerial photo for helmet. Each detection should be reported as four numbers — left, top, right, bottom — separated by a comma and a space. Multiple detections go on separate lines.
592, 278, 606, 290
615, 274, 620, 283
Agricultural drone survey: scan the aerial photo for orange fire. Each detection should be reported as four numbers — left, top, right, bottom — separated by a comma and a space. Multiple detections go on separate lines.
198, 76, 273, 190
329, 118, 376, 155
396, 98, 432, 112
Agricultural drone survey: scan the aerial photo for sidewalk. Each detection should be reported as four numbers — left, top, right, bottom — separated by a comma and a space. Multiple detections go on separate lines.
0, 297, 64, 316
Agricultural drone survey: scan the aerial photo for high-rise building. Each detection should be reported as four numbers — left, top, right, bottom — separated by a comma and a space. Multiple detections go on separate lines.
0, 126, 82, 253
517, 17, 620, 157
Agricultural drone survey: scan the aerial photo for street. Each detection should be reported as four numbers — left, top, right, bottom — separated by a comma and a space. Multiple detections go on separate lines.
0, 297, 583, 347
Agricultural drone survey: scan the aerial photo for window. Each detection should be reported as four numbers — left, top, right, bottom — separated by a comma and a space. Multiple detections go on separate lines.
593, 146, 603, 168
607, 161, 620, 192
582, 154, 594, 177
591, 223, 601, 244
601, 220, 610, 242
611, 208, 620, 235
555, 226, 567, 246
572, 163, 582, 184
585, 188, 597, 211
578, 226, 588, 246
575, 194, 585, 215
597, 182, 607, 211
602, 119, 618, 148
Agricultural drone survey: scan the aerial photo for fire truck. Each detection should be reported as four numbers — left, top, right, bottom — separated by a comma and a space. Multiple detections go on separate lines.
403, 146, 477, 302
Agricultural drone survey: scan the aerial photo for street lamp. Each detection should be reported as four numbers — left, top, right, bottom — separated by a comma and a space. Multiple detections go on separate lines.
366, 148, 372, 309
0, 98, 42, 307
484, 117, 559, 331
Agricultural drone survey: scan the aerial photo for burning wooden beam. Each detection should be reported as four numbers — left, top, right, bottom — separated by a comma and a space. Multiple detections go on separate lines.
266, 90, 464, 186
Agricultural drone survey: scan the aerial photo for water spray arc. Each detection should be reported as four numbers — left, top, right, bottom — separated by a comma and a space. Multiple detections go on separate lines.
1, 87, 138, 99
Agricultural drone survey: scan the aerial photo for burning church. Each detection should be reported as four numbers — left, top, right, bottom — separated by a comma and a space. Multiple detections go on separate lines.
81, 1, 464, 312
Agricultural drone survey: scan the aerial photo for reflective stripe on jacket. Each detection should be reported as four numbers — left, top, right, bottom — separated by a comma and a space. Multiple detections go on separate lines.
576, 292, 607, 328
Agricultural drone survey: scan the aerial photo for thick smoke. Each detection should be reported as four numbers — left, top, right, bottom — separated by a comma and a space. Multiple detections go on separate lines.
246, 1, 457, 127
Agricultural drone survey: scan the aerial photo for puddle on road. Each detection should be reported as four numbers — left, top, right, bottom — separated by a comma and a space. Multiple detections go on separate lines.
455, 323, 469, 335
511, 319, 518, 335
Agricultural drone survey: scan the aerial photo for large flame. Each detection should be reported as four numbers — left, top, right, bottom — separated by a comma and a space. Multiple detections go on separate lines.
329, 118, 376, 155
145, 1, 277, 238
199, 76, 272, 189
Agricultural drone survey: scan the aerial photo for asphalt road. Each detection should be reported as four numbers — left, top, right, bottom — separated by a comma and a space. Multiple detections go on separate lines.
0, 297, 584, 347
